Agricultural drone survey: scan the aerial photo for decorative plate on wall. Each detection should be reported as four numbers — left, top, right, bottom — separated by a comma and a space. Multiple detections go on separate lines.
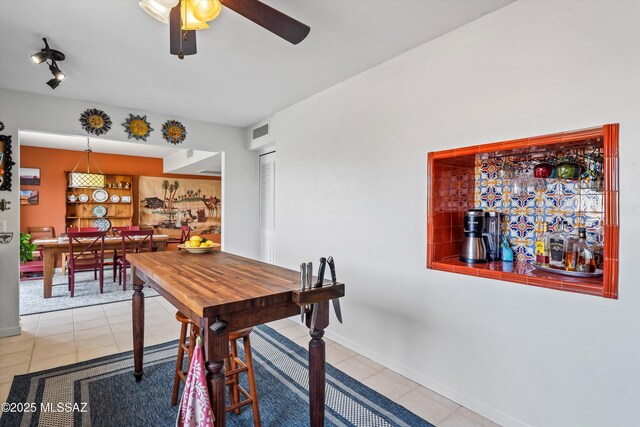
78, 194, 89, 203
161, 120, 187, 145
79, 108, 112, 136
92, 218, 111, 232
110, 194, 120, 203
92, 189, 109, 203
92, 205, 107, 217
122, 114, 153, 141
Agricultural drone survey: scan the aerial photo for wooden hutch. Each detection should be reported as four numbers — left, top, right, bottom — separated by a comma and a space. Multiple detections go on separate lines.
65, 173, 133, 232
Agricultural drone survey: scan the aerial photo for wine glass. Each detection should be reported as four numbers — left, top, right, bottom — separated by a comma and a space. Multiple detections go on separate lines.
511, 174, 529, 198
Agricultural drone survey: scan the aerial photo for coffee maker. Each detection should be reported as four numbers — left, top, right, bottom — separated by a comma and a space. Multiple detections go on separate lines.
484, 211, 503, 261
460, 209, 488, 263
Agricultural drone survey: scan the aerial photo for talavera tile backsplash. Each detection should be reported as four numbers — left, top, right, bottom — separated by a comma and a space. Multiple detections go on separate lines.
474, 156, 604, 262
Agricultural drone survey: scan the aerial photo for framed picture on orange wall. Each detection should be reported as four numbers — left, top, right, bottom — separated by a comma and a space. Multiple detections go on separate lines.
20, 168, 41, 185
20, 190, 38, 205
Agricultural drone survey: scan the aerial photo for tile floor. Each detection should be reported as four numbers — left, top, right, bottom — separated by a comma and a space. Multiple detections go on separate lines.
0, 296, 500, 426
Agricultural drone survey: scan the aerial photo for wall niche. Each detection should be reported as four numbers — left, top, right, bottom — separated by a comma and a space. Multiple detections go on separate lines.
427, 124, 619, 299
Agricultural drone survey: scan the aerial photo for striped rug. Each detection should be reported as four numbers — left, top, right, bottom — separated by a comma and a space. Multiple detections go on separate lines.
1, 325, 433, 427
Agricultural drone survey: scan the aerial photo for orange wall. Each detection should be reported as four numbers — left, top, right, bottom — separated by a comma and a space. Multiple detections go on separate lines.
20, 146, 221, 243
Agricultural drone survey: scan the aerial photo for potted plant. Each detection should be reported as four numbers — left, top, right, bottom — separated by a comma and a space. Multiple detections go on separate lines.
20, 232, 37, 264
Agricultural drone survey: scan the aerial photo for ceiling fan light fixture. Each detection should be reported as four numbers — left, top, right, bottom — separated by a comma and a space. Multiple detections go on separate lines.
139, 0, 174, 24
189, 0, 222, 22
181, 0, 209, 30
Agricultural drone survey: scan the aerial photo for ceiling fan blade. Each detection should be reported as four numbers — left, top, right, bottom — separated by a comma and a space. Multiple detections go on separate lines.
221, 0, 310, 45
170, 5, 197, 57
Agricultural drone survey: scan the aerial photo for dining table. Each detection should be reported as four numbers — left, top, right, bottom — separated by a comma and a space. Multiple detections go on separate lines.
33, 234, 169, 298
128, 250, 345, 427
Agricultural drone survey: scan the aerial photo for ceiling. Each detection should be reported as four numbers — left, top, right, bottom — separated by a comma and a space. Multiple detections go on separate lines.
0, 0, 513, 128
20, 130, 222, 175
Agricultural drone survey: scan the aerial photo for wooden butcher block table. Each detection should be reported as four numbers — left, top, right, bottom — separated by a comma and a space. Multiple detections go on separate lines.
128, 250, 345, 427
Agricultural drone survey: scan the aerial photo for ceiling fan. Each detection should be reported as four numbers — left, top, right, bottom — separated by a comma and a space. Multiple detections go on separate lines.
139, 0, 310, 58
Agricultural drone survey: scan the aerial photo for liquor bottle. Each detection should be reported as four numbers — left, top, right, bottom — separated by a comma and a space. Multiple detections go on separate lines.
576, 228, 597, 273
564, 227, 579, 272
535, 222, 550, 266
549, 220, 568, 269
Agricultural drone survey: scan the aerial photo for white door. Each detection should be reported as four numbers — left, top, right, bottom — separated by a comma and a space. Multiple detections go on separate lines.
259, 152, 276, 264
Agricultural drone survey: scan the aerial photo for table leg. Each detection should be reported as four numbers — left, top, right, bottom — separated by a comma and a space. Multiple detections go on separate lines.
43, 247, 54, 299
132, 266, 145, 382
307, 301, 329, 427
201, 317, 229, 427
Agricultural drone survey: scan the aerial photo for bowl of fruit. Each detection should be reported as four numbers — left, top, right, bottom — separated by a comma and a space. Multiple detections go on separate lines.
178, 236, 220, 254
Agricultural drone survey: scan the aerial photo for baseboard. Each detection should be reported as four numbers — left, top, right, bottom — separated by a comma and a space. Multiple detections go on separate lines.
321, 327, 531, 427
0, 325, 22, 338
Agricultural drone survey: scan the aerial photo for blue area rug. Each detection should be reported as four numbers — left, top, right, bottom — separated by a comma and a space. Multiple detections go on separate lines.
20, 270, 160, 316
1, 325, 433, 427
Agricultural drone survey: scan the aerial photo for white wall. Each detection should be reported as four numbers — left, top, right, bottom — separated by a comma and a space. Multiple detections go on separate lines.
162, 149, 218, 174
0, 89, 259, 337
269, 1, 640, 426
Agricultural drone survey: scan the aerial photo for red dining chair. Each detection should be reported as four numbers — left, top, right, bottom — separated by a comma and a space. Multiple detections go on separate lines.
180, 225, 191, 243
20, 227, 55, 280
19, 257, 45, 280
175, 225, 191, 251
67, 230, 106, 297
63, 227, 100, 275
112, 226, 140, 280
116, 229, 154, 291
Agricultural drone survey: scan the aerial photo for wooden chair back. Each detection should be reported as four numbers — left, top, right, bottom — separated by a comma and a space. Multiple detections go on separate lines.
67, 231, 106, 267
180, 225, 191, 244
67, 227, 100, 233
112, 225, 140, 236
120, 229, 154, 255
26, 226, 55, 240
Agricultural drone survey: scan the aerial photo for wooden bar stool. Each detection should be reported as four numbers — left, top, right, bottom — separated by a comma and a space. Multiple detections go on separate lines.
172, 312, 261, 427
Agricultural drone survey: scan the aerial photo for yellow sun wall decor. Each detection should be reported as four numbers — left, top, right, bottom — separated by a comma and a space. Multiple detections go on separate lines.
122, 114, 154, 141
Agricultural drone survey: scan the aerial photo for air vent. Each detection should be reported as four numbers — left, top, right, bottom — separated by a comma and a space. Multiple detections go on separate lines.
198, 169, 220, 175
186, 149, 194, 158
252, 123, 269, 140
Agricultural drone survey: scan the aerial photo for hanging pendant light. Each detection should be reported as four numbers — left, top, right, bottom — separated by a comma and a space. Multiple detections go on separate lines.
181, 0, 209, 30
189, 0, 222, 22
139, 0, 179, 24
68, 138, 106, 188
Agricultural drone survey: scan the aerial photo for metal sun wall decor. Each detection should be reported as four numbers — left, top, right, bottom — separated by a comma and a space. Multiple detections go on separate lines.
122, 114, 153, 141
79, 108, 112, 136
161, 120, 187, 145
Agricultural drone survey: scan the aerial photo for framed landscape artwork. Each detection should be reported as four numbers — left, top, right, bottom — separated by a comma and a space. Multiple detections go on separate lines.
20, 168, 41, 185
20, 190, 39, 205
138, 176, 221, 239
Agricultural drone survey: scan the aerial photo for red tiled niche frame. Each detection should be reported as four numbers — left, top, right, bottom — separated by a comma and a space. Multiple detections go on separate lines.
427, 124, 619, 299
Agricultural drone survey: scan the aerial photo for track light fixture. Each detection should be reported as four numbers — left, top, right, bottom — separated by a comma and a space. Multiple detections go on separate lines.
31, 38, 66, 89
49, 61, 65, 81
46, 78, 61, 89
